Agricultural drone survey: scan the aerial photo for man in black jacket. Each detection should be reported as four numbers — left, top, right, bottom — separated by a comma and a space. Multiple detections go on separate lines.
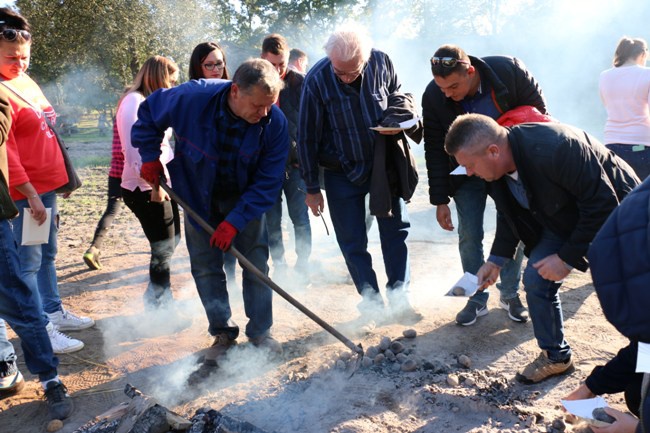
445, 113, 639, 383
422, 44, 547, 326
261, 34, 312, 286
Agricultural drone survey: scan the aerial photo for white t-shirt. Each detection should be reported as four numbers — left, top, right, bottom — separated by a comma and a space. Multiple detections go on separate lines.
599, 64, 650, 146
117, 91, 173, 191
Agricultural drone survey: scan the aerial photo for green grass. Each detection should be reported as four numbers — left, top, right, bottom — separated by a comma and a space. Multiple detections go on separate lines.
72, 155, 111, 168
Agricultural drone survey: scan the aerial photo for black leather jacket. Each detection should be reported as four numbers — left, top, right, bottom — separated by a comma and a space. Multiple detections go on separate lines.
279, 69, 304, 167
422, 55, 547, 205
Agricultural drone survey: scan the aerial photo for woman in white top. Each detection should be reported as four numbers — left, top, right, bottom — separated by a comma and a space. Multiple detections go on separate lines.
118, 56, 181, 309
600, 36, 650, 179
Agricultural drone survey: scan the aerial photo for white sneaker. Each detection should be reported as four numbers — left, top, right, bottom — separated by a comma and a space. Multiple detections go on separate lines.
46, 322, 84, 354
48, 308, 95, 331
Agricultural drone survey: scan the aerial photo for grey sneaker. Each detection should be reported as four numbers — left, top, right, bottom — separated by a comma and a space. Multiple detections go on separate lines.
499, 295, 529, 322
0, 355, 24, 395
455, 301, 488, 326
44, 381, 74, 420
515, 351, 574, 384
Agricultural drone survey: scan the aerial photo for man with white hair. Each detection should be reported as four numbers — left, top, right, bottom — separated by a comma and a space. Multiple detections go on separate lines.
298, 29, 420, 325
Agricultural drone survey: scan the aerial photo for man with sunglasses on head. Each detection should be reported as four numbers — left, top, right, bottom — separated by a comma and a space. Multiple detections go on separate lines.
422, 44, 548, 327
298, 28, 422, 327
260, 34, 312, 288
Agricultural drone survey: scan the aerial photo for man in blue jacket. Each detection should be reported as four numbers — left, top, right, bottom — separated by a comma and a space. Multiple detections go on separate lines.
422, 44, 548, 326
133, 59, 289, 365
445, 113, 639, 384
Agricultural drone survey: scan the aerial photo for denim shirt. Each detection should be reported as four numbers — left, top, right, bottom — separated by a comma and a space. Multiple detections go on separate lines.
298, 49, 401, 192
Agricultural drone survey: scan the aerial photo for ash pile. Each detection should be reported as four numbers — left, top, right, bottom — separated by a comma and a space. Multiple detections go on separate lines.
72, 384, 272, 433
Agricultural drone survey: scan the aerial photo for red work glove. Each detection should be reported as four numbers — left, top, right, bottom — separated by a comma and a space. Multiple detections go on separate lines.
210, 221, 238, 251
140, 160, 164, 188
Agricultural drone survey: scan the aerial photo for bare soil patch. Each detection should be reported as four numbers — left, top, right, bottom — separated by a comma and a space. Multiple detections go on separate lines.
0, 140, 627, 433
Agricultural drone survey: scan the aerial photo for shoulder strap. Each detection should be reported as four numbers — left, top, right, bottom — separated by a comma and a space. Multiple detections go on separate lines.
0, 81, 41, 112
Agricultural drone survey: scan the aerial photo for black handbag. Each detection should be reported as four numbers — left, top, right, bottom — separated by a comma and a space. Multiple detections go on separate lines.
45, 116, 82, 193
0, 81, 82, 194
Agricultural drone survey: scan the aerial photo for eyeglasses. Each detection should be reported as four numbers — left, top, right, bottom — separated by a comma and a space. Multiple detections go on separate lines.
202, 61, 225, 71
0, 29, 31, 42
430, 57, 469, 68
332, 62, 365, 79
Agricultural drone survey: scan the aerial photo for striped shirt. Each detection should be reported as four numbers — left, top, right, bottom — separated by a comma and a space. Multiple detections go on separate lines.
213, 89, 247, 197
108, 120, 124, 178
297, 49, 401, 192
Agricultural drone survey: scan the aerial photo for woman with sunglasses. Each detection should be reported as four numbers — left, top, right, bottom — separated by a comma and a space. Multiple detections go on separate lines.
188, 41, 239, 288
0, 7, 94, 355
600, 37, 650, 180
188, 41, 230, 80
118, 56, 181, 309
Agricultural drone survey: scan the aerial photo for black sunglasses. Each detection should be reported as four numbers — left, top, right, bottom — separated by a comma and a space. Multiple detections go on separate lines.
0, 29, 31, 42
430, 57, 469, 68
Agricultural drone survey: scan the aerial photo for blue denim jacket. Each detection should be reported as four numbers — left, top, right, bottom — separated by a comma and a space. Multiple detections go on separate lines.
132, 79, 289, 231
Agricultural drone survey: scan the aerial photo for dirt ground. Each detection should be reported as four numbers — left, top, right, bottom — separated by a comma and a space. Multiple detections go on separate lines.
0, 140, 630, 433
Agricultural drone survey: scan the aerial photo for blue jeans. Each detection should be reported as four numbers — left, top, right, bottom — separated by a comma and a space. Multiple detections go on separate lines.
453, 177, 523, 306
12, 191, 63, 315
523, 229, 571, 361
0, 319, 14, 361
323, 170, 410, 296
606, 143, 650, 180
0, 218, 58, 381
266, 166, 312, 269
184, 205, 272, 340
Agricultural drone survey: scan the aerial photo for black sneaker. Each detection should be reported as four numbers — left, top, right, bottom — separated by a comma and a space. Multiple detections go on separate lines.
455, 301, 488, 326
44, 381, 74, 420
499, 295, 529, 322
0, 356, 24, 396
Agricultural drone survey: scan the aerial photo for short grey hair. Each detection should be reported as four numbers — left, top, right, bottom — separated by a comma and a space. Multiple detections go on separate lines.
324, 29, 372, 62
444, 114, 505, 155
232, 58, 284, 95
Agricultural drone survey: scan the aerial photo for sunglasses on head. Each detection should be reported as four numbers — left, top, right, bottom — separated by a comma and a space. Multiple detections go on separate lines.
430, 57, 469, 68
0, 28, 31, 42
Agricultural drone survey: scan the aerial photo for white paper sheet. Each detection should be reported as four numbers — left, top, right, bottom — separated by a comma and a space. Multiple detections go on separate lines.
450, 165, 467, 175
446, 272, 480, 297
561, 397, 610, 426
636, 342, 650, 373
370, 116, 422, 132
21, 208, 52, 246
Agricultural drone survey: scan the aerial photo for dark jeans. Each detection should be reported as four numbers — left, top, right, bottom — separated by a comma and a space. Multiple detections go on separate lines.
523, 229, 571, 361
606, 143, 650, 180
0, 218, 58, 382
122, 187, 181, 303
266, 166, 312, 269
323, 170, 410, 297
453, 176, 523, 306
184, 197, 272, 340
90, 176, 123, 249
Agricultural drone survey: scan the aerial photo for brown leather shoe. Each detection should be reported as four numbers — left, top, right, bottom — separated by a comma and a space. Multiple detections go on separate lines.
203, 333, 236, 366
249, 334, 283, 356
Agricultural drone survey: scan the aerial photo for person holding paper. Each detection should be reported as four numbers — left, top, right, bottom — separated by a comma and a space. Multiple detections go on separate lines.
563, 176, 650, 432
0, 7, 93, 355
422, 44, 548, 326
298, 28, 422, 325
444, 113, 639, 384
0, 73, 73, 420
